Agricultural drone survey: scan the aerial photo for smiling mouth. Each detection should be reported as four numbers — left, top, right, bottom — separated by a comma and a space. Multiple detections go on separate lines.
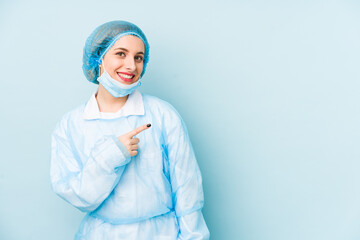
117, 73, 135, 82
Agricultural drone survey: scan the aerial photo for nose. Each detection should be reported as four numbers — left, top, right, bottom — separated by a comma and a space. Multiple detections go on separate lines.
124, 56, 136, 72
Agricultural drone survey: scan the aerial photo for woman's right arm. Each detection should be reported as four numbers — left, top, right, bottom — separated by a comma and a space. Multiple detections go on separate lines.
50, 118, 130, 213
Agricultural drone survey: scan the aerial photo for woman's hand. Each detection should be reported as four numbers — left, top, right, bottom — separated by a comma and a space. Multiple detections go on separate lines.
117, 124, 151, 156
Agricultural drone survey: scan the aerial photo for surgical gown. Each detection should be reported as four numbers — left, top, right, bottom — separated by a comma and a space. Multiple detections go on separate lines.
50, 90, 210, 239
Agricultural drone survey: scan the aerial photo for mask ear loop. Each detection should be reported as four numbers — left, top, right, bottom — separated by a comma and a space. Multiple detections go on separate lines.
99, 58, 108, 77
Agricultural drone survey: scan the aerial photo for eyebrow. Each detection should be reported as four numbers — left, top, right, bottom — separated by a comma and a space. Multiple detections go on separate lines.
114, 47, 144, 55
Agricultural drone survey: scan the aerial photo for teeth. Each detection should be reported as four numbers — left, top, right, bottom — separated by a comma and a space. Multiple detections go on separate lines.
118, 73, 133, 79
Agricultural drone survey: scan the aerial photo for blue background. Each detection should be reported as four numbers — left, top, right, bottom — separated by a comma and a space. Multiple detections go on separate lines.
1, 0, 360, 239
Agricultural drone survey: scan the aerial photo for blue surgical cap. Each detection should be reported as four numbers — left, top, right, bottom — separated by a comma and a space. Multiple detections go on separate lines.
82, 20, 150, 84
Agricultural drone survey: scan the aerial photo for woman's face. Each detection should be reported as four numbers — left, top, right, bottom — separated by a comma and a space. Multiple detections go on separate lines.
100, 35, 145, 85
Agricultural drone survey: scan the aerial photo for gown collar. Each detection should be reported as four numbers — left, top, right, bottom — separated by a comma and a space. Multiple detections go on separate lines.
83, 90, 144, 120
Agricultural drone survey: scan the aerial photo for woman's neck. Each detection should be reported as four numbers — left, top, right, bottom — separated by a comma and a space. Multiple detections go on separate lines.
96, 84, 129, 113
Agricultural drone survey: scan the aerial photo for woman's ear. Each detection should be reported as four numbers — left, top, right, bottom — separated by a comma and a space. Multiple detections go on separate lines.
98, 64, 103, 75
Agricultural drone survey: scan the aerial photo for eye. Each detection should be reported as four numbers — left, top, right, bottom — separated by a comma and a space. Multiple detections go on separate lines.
135, 55, 143, 62
116, 51, 126, 57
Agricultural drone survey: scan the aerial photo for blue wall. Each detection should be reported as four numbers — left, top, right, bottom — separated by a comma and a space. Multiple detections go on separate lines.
1, 0, 359, 239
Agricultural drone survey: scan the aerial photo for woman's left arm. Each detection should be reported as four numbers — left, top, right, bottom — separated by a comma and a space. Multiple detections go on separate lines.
163, 105, 210, 239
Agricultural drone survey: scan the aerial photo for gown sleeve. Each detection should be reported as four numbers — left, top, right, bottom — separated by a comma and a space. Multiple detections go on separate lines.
163, 106, 210, 239
50, 115, 131, 212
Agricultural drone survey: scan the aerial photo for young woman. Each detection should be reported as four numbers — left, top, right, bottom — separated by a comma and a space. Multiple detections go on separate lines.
50, 20, 210, 239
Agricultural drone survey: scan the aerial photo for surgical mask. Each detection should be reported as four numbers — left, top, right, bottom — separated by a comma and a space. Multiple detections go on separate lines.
97, 62, 141, 98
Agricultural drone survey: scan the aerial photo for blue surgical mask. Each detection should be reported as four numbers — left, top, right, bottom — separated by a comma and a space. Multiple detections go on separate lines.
97, 62, 141, 98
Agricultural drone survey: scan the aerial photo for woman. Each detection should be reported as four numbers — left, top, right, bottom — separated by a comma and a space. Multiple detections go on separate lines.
50, 20, 210, 239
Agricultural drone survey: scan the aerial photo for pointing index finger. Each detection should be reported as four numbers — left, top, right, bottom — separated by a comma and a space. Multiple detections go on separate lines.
128, 123, 151, 137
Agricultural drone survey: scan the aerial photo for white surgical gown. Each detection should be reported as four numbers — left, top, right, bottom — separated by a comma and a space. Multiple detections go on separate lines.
50, 90, 210, 239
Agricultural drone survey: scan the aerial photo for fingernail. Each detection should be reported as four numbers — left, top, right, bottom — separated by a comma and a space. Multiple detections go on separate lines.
147, 123, 151, 127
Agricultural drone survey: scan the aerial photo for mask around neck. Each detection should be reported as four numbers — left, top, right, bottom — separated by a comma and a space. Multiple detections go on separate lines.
97, 61, 141, 98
